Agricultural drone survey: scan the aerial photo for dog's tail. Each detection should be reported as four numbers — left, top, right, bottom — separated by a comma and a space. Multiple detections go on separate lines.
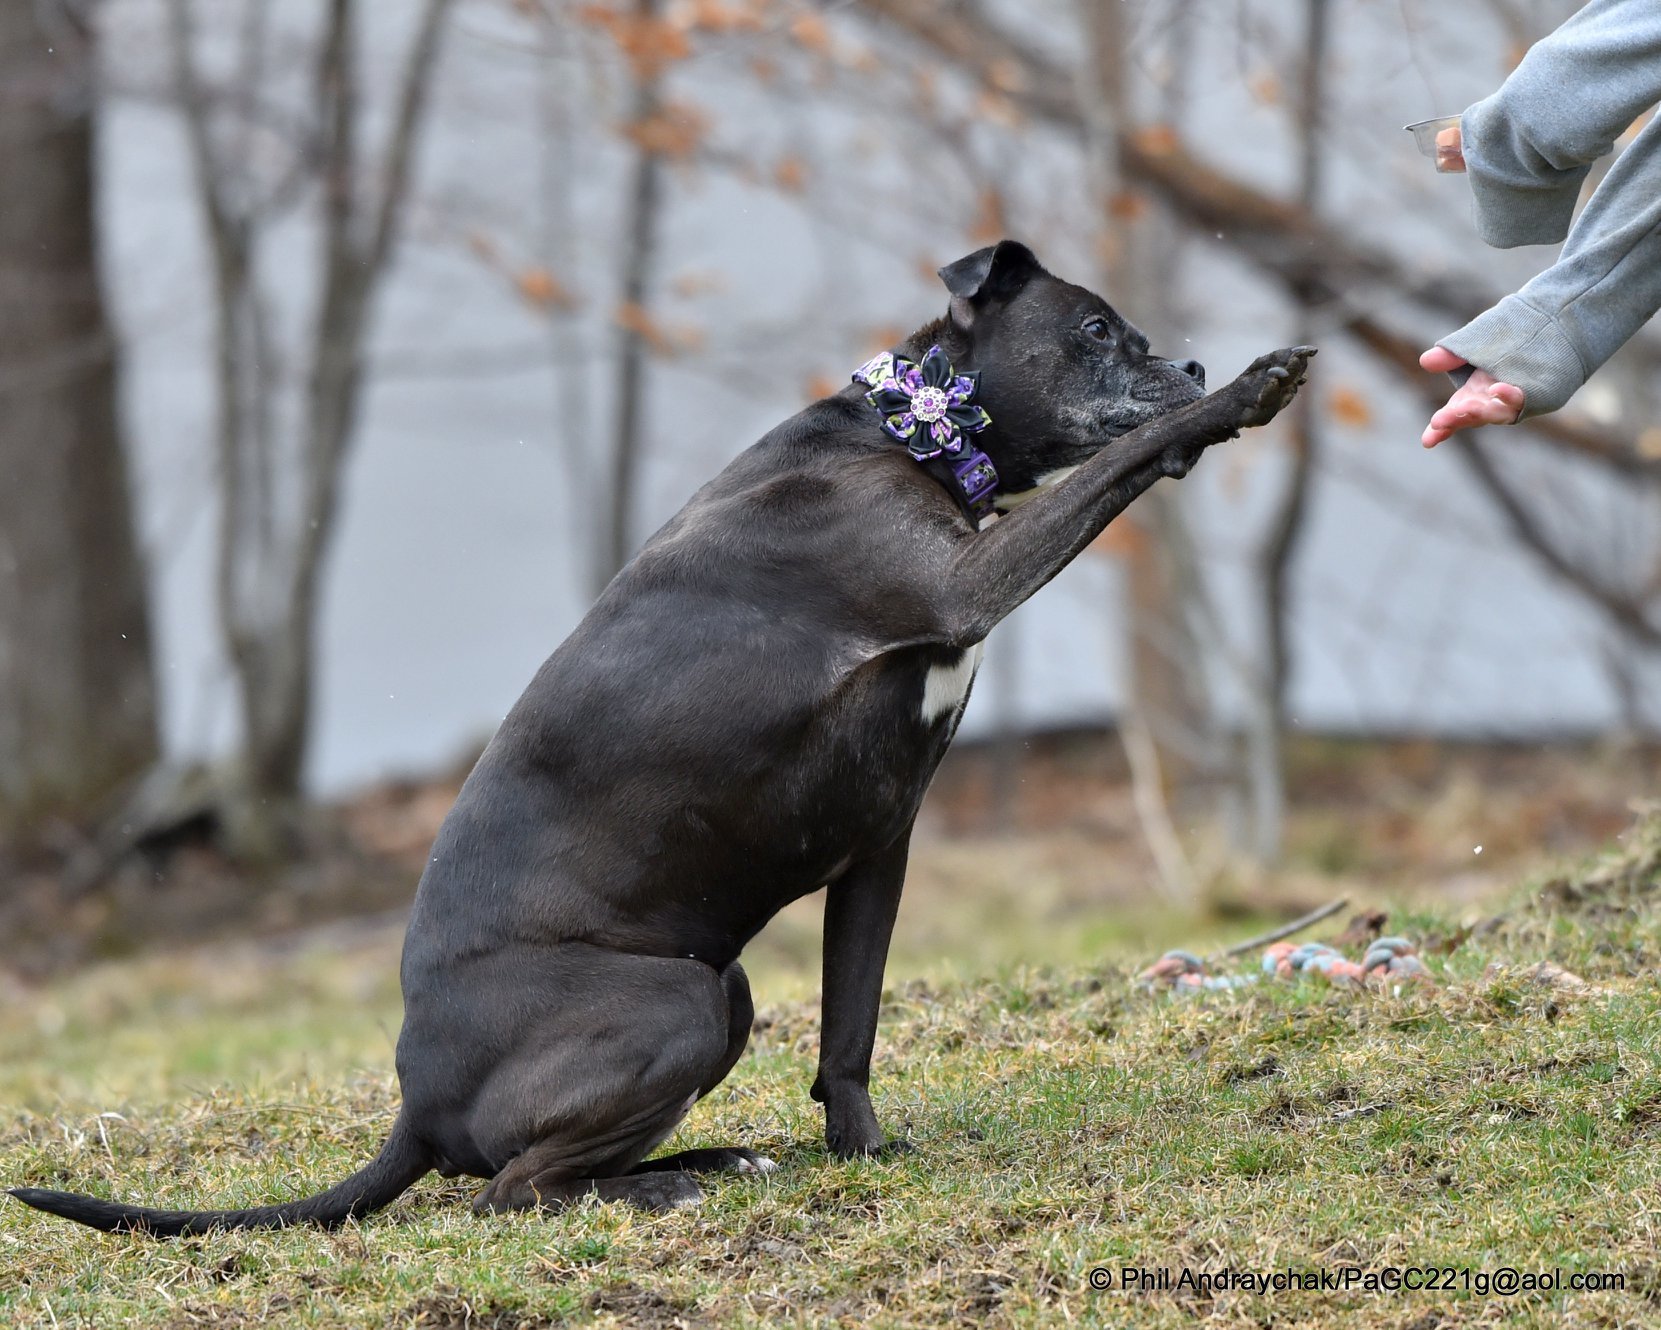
8, 1112, 431, 1237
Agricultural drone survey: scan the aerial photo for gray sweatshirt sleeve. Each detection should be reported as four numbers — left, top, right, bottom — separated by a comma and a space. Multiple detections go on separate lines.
1437, 0, 1661, 416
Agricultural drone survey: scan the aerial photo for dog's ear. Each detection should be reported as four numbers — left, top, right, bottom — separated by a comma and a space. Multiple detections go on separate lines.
939, 239, 1045, 331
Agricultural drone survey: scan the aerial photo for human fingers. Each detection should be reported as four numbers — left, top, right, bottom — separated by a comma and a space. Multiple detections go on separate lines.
1420, 377, 1524, 448
1435, 125, 1465, 172
1419, 345, 1467, 373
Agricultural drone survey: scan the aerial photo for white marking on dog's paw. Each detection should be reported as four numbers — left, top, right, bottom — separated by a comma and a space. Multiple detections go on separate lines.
739, 1155, 779, 1174
921, 641, 984, 724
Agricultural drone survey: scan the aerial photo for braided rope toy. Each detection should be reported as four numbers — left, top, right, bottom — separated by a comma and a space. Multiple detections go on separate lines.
1139, 935, 1433, 993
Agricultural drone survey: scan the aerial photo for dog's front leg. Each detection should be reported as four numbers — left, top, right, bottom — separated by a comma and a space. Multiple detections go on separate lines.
811, 835, 911, 1157
935, 346, 1315, 645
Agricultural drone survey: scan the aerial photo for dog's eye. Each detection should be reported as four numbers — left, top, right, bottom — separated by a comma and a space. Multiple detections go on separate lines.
1083, 316, 1114, 343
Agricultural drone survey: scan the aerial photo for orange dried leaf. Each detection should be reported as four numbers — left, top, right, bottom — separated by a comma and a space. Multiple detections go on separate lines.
670, 269, 725, 299
1107, 189, 1147, 222
790, 11, 830, 52
581, 6, 692, 80
968, 186, 1007, 245
1130, 123, 1180, 156
773, 156, 808, 193
804, 373, 837, 401
672, 0, 757, 32
622, 101, 709, 158
614, 300, 675, 354
516, 267, 571, 308
1328, 385, 1373, 428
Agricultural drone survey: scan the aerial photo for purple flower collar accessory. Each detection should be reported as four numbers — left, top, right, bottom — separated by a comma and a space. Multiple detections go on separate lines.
852, 344, 999, 519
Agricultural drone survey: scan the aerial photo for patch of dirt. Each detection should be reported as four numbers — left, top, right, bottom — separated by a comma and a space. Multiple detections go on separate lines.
584, 1281, 707, 1329
400, 1293, 565, 1330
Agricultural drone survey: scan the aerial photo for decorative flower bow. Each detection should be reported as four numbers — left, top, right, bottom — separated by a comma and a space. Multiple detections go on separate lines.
852, 345, 992, 460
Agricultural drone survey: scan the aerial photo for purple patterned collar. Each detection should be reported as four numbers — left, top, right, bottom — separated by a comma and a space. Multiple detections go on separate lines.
852, 345, 999, 521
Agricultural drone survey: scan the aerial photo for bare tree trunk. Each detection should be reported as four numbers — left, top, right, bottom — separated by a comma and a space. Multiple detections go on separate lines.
1076, 0, 1231, 903
602, 0, 667, 588
169, 0, 452, 855
0, 2, 158, 842
1248, 0, 1331, 864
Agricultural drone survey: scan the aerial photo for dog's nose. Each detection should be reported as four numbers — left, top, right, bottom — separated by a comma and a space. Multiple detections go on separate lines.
1171, 358, 1205, 388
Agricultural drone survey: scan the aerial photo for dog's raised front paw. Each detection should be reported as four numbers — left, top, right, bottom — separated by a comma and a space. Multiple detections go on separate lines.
1228, 345, 1317, 429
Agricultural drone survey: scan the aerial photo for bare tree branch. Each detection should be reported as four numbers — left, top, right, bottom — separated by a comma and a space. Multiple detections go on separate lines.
602, 0, 669, 585
366, 0, 454, 275
1456, 438, 1661, 647
167, 0, 258, 665
1339, 316, 1661, 649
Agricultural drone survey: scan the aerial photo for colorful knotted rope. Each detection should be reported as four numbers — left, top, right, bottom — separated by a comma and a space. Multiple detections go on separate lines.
1138, 935, 1434, 992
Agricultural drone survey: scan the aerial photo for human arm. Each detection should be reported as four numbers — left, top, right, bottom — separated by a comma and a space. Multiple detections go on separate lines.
1421, 1, 1661, 426
1460, 0, 1661, 248
1436, 105, 1661, 419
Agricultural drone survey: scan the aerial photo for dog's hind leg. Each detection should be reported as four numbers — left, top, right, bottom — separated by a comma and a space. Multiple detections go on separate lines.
629, 961, 777, 1178
704, 960, 755, 1096
463, 949, 769, 1214
475, 1113, 707, 1214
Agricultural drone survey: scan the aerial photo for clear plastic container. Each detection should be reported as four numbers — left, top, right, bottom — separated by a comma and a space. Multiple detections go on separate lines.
1405, 115, 1465, 173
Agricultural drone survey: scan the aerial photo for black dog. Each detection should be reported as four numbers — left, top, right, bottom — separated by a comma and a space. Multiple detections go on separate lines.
12, 241, 1312, 1233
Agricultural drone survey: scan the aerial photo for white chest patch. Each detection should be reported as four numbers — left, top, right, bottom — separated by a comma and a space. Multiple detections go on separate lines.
994, 464, 1080, 511
921, 641, 985, 724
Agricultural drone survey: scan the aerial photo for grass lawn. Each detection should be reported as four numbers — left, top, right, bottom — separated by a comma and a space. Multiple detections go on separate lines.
2, 813, 1659, 1328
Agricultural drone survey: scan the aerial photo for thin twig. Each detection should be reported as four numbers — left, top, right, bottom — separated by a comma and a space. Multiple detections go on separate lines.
1209, 898, 1348, 962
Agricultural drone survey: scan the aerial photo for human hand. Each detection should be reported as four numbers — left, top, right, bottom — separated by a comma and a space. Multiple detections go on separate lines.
1434, 125, 1465, 173
1419, 347, 1524, 447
